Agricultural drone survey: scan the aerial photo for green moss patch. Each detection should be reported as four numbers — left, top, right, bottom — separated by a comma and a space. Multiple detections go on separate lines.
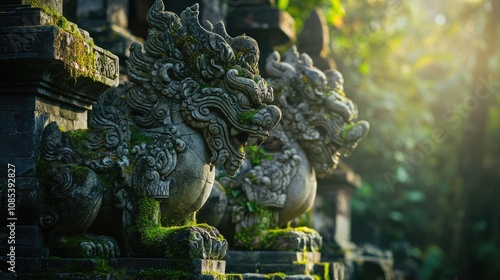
245, 145, 273, 165
136, 268, 194, 280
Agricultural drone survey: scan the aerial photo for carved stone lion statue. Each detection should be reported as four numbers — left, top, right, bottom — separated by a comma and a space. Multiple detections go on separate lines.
198, 47, 369, 251
37, 0, 280, 259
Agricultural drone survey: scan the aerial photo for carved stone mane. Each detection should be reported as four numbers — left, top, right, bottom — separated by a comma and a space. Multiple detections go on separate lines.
199, 47, 368, 251
37, 0, 280, 258
266, 46, 369, 177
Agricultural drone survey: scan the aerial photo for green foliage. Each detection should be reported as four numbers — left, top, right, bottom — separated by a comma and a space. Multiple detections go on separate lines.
285, 0, 500, 278
136, 268, 194, 280
237, 110, 257, 125
130, 125, 155, 145
245, 145, 273, 165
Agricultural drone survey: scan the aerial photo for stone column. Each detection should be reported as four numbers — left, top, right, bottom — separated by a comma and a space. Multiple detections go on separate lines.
297, 8, 336, 71
225, 0, 295, 73
0, 0, 118, 257
313, 163, 361, 258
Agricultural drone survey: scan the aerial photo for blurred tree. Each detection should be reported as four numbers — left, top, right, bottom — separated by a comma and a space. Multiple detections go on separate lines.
280, 0, 500, 279
453, 0, 500, 279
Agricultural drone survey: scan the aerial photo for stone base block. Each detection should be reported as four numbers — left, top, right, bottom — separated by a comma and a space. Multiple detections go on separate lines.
313, 262, 347, 280
0, 257, 226, 279
225, 251, 320, 275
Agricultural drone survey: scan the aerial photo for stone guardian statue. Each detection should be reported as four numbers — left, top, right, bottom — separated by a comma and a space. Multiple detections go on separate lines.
37, 0, 281, 259
199, 46, 369, 251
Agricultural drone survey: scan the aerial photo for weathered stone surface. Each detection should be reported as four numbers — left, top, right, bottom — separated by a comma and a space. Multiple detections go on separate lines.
225, 251, 319, 276
34, 0, 280, 262
0, 178, 45, 224
5, 257, 226, 279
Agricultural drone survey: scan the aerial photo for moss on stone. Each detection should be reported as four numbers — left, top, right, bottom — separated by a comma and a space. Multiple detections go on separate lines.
223, 274, 244, 280
234, 207, 274, 250
265, 272, 287, 279
31, 3, 100, 81
136, 268, 195, 280
322, 262, 331, 280
125, 196, 225, 259
245, 145, 273, 166
49, 235, 96, 258
340, 122, 356, 142
237, 110, 257, 125
94, 258, 113, 273
130, 125, 155, 146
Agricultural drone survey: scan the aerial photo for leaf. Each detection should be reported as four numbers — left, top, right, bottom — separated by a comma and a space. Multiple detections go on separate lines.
277, 0, 290, 10
231, 189, 241, 198
389, 211, 404, 221
406, 190, 425, 202
246, 201, 255, 213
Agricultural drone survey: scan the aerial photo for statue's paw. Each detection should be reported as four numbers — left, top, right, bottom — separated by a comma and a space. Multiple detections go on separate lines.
82, 233, 121, 258
261, 227, 323, 252
188, 226, 227, 260
204, 226, 228, 259
51, 234, 120, 258
159, 225, 227, 260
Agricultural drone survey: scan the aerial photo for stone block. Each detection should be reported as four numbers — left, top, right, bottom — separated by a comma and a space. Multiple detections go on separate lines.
0, 246, 49, 258
284, 276, 314, 280
108, 258, 168, 272
13, 111, 36, 134
12, 273, 112, 279
0, 133, 36, 157
226, 264, 258, 274
224, 274, 244, 280
241, 274, 267, 280
259, 251, 299, 263
0, 272, 16, 280
225, 251, 260, 263
0, 226, 44, 247
0, 177, 45, 225
0, 0, 63, 14
15, 258, 100, 273
0, 157, 37, 177
193, 259, 226, 274
0, 94, 35, 111
194, 275, 219, 280
258, 263, 308, 275
59, 107, 78, 121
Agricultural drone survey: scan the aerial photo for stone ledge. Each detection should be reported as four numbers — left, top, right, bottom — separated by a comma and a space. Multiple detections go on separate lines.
9, 257, 226, 275
226, 251, 320, 264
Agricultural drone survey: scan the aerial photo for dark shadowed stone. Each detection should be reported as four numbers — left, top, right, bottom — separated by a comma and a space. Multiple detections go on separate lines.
0, 0, 62, 14
297, 9, 336, 71
225, 251, 317, 275
0, 178, 45, 225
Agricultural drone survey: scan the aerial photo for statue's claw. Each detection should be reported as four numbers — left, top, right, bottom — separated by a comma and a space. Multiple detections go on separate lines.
52, 234, 120, 258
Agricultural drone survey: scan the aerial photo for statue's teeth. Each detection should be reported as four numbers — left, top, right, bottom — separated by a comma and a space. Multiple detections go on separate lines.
148, 181, 170, 198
